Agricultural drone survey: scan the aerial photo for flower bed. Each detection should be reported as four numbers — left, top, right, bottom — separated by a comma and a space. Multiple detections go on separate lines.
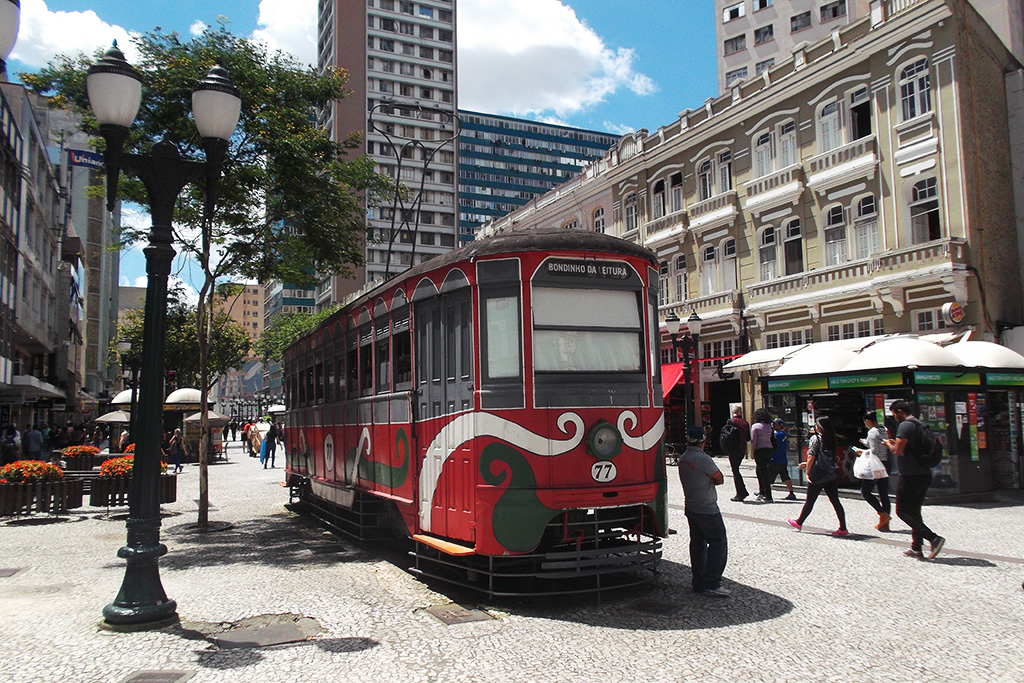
90, 456, 175, 507
89, 474, 177, 508
61, 445, 104, 472
62, 445, 101, 459
0, 461, 82, 515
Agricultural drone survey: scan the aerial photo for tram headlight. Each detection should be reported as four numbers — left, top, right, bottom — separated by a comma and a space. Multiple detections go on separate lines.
587, 420, 622, 460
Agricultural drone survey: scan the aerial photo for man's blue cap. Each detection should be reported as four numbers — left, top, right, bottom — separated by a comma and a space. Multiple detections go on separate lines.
687, 426, 707, 443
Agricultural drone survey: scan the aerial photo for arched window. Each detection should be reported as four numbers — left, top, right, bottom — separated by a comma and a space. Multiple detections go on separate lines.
784, 218, 803, 275
593, 207, 605, 234
700, 245, 718, 295
669, 173, 684, 213
759, 226, 778, 281
853, 194, 879, 259
818, 101, 842, 153
721, 238, 738, 291
674, 254, 687, 302
624, 193, 638, 232
754, 132, 773, 178
659, 261, 670, 305
652, 180, 666, 219
910, 178, 940, 243
899, 58, 931, 121
823, 205, 847, 265
698, 160, 713, 201
778, 120, 798, 168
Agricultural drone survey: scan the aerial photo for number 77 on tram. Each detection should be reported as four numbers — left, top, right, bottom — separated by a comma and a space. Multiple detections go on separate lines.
283, 228, 670, 594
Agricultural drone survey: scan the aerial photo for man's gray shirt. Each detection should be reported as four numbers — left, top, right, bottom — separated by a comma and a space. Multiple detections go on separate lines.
677, 446, 721, 515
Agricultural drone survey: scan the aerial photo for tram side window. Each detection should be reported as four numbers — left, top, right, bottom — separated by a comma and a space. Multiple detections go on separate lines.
315, 353, 325, 404
376, 336, 391, 394
325, 347, 334, 404
359, 325, 374, 394
393, 308, 412, 389
346, 345, 359, 395
484, 294, 521, 379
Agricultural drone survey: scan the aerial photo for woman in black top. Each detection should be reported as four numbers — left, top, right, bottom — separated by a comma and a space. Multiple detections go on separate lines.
787, 415, 848, 536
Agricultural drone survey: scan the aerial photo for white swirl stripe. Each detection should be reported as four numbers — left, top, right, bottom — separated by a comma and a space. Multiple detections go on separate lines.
617, 411, 666, 451
418, 411, 584, 532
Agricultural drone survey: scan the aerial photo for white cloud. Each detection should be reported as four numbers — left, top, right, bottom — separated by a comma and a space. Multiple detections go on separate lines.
602, 121, 635, 135
13, 0, 139, 67
250, 0, 317, 67
190, 21, 208, 37
458, 0, 656, 117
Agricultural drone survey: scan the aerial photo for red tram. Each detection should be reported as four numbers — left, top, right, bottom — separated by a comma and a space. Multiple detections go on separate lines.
283, 228, 669, 595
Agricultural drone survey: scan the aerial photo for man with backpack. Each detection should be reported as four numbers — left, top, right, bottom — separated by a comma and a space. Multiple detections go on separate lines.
719, 404, 751, 501
886, 399, 945, 559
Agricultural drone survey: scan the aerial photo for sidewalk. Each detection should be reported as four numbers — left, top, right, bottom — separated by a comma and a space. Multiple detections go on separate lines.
1, 439, 1023, 683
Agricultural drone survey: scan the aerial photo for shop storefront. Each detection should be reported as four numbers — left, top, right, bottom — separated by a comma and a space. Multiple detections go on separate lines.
751, 338, 1024, 495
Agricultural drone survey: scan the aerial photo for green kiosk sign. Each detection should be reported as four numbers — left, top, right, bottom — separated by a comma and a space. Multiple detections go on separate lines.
828, 372, 904, 389
914, 371, 981, 386
986, 372, 1024, 386
765, 377, 829, 392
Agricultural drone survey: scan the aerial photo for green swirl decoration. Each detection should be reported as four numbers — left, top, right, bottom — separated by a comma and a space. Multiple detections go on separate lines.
355, 428, 410, 489
480, 442, 556, 553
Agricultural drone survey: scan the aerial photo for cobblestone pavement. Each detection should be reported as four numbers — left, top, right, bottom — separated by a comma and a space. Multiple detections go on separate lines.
1, 443, 1023, 683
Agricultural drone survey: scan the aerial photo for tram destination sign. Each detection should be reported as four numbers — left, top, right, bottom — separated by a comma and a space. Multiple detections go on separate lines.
544, 258, 631, 280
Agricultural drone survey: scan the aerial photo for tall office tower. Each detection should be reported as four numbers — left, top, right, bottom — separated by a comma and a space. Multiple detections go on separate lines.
458, 111, 620, 236
316, 0, 458, 306
716, 0, 869, 93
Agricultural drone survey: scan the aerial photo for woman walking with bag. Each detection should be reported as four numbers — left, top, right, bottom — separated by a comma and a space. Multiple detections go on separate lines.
857, 411, 892, 531
787, 416, 848, 537
750, 408, 776, 502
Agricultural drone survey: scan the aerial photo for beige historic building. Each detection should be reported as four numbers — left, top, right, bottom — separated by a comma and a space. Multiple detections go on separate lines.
482, 0, 1024, 419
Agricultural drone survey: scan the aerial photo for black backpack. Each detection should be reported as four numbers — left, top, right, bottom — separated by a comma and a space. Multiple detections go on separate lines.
719, 420, 741, 455
908, 417, 944, 468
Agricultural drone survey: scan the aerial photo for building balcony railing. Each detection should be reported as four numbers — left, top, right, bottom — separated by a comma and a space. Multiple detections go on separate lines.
886, 0, 925, 18
660, 290, 740, 318
743, 165, 805, 216
644, 210, 688, 247
806, 136, 878, 195
687, 191, 740, 234
746, 237, 967, 304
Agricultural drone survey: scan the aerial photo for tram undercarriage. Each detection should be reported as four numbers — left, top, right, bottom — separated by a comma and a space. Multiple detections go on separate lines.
288, 476, 662, 597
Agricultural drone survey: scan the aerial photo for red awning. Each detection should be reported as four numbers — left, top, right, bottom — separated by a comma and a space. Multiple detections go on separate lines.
661, 362, 686, 399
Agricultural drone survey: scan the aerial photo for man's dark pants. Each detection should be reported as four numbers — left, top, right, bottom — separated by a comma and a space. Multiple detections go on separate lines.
685, 510, 728, 592
896, 472, 937, 550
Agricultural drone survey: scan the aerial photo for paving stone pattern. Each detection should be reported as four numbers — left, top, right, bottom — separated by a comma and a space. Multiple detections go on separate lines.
1, 443, 1023, 682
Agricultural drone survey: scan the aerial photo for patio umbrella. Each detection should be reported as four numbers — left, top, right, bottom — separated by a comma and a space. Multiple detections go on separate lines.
94, 410, 131, 423
183, 410, 230, 426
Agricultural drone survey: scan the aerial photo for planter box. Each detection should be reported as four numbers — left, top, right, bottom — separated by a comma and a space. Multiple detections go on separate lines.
89, 474, 178, 508
0, 479, 84, 516
62, 454, 106, 472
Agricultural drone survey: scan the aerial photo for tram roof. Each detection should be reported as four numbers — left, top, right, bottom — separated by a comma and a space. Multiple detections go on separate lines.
312, 228, 657, 335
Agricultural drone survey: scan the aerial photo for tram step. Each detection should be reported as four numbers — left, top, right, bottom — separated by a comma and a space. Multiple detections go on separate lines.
413, 533, 476, 557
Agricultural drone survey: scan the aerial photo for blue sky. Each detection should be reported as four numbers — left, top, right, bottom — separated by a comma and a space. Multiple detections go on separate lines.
9, 0, 720, 293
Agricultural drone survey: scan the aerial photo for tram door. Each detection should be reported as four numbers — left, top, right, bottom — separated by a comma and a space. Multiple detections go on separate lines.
415, 287, 475, 541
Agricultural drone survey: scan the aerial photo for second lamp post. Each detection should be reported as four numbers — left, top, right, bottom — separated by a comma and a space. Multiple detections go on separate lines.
88, 42, 241, 629
665, 311, 702, 433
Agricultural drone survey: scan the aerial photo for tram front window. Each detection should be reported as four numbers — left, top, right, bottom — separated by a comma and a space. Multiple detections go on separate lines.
533, 287, 642, 373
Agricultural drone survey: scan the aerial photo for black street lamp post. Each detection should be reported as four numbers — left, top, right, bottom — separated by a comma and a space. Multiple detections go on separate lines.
89, 43, 241, 629
665, 311, 703, 433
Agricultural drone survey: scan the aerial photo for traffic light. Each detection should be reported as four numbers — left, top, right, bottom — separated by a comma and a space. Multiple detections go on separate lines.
166, 370, 176, 391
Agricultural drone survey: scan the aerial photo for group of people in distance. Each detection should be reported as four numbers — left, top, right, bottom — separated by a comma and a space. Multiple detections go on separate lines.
677, 399, 946, 598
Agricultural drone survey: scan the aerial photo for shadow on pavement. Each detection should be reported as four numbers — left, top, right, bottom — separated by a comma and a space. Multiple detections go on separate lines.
421, 558, 794, 632
928, 556, 997, 568
155, 511, 373, 572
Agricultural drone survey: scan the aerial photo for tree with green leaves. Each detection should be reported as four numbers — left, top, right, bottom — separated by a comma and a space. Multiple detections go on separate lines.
255, 307, 339, 365
112, 286, 251, 391
26, 24, 392, 528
